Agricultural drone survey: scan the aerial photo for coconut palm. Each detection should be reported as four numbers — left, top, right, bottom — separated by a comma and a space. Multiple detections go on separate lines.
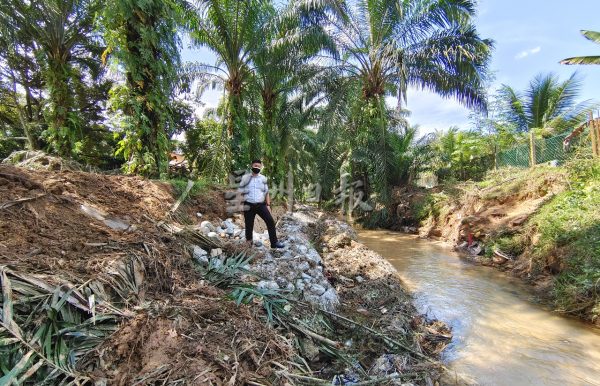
499, 72, 593, 135
561, 30, 600, 65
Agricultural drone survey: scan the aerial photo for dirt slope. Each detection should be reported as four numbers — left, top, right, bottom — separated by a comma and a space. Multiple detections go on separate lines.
0, 164, 450, 384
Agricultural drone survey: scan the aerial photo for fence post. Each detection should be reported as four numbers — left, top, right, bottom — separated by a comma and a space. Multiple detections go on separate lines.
287, 167, 294, 213
592, 113, 600, 158
590, 112, 597, 158
596, 118, 600, 157
529, 131, 536, 168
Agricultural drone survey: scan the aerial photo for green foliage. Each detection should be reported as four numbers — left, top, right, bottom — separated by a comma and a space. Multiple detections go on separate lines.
309, 0, 492, 207
189, 0, 273, 170
526, 159, 600, 320
499, 72, 594, 135
493, 234, 527, 257
102, 0, 182, 177
561, 30, 600, 65
181, 118, 229, 182
198, 251, 254, 288
425, 127, 492, 182
0, 267, 121, 384
0, 0, 103, 157
169, 178, 209, 199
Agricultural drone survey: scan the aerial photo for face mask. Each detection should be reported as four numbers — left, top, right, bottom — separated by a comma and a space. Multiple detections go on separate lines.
251, 167, 261, 174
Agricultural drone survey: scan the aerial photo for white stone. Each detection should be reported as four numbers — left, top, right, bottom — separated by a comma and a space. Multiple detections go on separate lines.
192, 246, 208, 264
200, 221, 215, 231
296, 245, 308, 254
310, 284, 326, 296
207, 231, 218, 239
210, 248, 222, 257
257, 280, 280, 291
298, 261, 310, 272
320, 288, 340, 311
305, 249, 322, 264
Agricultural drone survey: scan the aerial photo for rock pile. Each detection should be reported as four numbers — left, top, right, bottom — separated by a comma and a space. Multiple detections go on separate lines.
190, 208, 339, 311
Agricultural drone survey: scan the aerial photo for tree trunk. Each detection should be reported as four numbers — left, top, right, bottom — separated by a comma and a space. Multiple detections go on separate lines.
8, 68, 38, 151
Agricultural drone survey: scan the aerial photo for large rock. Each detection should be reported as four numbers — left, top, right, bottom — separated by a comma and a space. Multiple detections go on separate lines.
192, 245, 209, 264
200, 220, 215, 230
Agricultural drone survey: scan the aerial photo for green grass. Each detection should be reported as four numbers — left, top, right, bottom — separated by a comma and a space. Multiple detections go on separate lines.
493, 234, 527, 257
419, 158, 600, 322
527, 158, 600, 321
168, 178, 210, 198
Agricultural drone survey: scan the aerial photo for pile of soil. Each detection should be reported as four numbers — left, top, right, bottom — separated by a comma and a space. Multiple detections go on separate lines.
0, 164, 292, 384
0, 163, 449, 384
314, 216, 452, 380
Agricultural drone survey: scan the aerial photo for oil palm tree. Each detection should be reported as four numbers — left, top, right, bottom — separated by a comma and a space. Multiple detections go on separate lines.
0, 0, 102, 157
305, 0, 492, 203
499, 72, 593, 135
188, 0, 272, 169
249, 2, 336, 179
561, 30, 600, 65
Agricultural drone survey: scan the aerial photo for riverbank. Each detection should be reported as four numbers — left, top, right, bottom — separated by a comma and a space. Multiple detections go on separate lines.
386, 159, 600, 325
358, 229, 600, 386
0, 161, 449, 384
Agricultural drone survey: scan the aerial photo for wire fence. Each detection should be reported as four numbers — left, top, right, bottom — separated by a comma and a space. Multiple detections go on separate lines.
497, 132, 572, 168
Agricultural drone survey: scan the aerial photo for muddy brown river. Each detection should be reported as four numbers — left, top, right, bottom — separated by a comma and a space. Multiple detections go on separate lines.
358, 230, 600, 386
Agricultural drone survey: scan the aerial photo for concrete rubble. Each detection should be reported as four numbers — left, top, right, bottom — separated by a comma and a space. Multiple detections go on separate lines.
190, 208, 339, 311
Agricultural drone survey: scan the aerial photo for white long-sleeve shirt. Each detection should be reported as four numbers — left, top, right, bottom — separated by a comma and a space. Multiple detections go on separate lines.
239, 173, 269, 203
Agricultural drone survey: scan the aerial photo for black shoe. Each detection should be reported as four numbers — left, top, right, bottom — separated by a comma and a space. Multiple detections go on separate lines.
271, 241, 285, 249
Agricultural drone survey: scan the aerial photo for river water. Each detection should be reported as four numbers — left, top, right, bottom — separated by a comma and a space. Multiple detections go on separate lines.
358, 230, 600, 386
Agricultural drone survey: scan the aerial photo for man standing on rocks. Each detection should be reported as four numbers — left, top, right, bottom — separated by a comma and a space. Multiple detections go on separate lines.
239, 159, 284, 249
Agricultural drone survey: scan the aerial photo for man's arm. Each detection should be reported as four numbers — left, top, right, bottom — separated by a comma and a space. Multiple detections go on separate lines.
263, 176, 271, 207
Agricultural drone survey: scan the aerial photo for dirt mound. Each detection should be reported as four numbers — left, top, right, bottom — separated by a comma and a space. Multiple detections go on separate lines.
0, 165, 177, 282
416, 167, 567, 249
0, 164, 291, 384
94, 285, 294, 385
314, 215, 452, 380
2, 150, 94, 172
1, 164, 450, 384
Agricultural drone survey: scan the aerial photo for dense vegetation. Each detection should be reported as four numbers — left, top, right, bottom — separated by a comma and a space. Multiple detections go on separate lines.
2, 0, 595, 214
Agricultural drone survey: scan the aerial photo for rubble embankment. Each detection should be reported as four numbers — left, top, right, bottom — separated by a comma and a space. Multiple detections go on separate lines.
0, 162, 450, 384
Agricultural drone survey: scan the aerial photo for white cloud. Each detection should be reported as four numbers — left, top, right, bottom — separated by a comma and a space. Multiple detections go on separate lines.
515, 46, 542, 59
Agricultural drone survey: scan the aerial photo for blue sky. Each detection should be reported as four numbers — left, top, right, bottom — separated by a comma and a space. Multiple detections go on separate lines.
181, 0, 600, 136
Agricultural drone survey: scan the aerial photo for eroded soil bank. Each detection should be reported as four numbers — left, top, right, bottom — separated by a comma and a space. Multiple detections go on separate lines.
0, 161, 450, 385
386, 163, 600, 325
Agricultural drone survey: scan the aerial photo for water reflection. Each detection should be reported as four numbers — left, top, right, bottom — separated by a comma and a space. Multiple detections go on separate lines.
358, 230, 600, 386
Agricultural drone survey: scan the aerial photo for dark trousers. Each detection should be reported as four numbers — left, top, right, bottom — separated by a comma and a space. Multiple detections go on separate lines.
243, 202, 278, 245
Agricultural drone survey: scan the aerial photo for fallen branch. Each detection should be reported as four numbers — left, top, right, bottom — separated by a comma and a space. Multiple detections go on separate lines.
168, 179, 194, 216
316, 307, 440, 366
288, 322, 342, 348
0, 193, 46, 210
